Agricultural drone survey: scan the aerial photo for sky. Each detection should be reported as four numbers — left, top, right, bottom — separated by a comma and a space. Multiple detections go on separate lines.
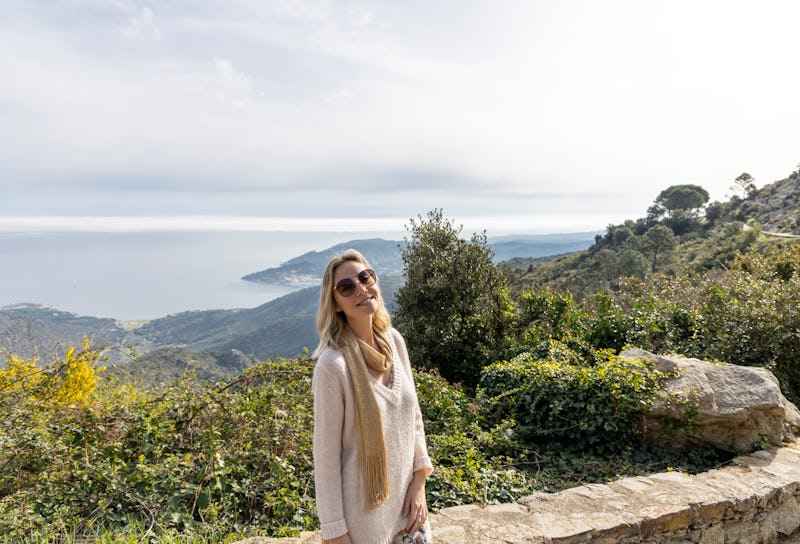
2, 0, 799, 235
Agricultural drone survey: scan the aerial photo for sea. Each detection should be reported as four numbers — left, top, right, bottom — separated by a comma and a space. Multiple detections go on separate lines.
0, 230, 402, 321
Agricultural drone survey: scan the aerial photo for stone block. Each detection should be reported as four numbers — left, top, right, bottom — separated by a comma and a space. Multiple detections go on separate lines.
724, 520, 760, 544
608, 476, 657, 494
518, 492, 557, 506
771, 496, 800, 535
570, 483, 622, 500
584, 512, 638, 540
529, 512, 593, 543
430, 524, 466, 544
436, 503, 481, 520
484, 502, 529, 516
697, 525, 724, 544
638, 505, 694, 536
690, 498, 732, 522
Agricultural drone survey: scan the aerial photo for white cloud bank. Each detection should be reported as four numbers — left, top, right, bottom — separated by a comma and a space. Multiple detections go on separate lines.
1, 0, 799, 226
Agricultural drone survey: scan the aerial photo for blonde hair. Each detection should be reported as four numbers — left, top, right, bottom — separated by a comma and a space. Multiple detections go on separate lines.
313, 249, 392, 358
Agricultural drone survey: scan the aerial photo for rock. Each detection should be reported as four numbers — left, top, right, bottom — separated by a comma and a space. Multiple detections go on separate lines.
622, 349, 800, 452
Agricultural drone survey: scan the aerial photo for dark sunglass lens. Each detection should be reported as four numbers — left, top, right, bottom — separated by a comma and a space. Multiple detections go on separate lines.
336, 279, 356, 297
358, 269, 376, 285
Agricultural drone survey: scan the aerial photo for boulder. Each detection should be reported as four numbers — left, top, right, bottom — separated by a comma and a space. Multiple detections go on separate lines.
622, 348, 800, 452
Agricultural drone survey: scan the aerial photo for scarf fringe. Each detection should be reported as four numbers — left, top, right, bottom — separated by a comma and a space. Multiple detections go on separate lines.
363, 451, 390, 508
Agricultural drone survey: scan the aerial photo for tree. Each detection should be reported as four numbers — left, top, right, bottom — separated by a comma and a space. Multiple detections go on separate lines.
653, 184, 710, 217
394, 209, 515, 387
643, 225, 677, 272
730, 172, 756, 199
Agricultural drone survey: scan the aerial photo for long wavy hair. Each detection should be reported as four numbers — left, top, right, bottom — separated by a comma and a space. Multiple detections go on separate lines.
313, 249, 392, 358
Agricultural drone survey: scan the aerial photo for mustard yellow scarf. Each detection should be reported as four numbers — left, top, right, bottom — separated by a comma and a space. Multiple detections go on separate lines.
340, 328, 393, 508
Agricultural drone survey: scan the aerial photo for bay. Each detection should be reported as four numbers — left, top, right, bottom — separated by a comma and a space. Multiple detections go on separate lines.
0, 230, 396, 321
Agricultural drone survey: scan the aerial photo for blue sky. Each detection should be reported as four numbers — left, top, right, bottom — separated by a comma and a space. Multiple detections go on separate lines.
2, 0, 800, 234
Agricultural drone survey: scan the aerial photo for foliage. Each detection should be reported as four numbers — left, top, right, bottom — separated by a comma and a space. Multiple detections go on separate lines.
0, 336, 105, 411
653, 184, 710, 217
479, 351, 670, 453
0, 345, 545, 542
731, 172, 756, 199
1, 348, 318, 541
394, 209, 516, 387
413, 370, 534, 508
506, 244, 800, 402
509, 170, 800, 296
642, 224, 677, 272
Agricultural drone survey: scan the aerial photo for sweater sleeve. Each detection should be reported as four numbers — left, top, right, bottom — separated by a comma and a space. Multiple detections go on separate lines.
312, 351, 349, 540
391, 330, 434, 475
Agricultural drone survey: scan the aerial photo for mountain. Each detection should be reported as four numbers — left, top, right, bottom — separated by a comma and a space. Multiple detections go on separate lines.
242, 233, 599, 287
488, 232, 601, 261
242, 238, 405, 286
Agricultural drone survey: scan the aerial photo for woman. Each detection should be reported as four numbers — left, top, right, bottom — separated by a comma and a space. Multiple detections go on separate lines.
312, 250, 433, 544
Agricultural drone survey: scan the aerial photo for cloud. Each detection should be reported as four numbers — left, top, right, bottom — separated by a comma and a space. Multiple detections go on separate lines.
123, 5, 161, 39
212, 57, 257, 107
1, 0, 799, 222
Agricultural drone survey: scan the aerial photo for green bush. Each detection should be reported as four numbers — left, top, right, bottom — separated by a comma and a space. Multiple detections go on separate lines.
479, 351, 670, 453
0, 353, 317, 540
414, 369, 535, 509
395, 209, 516, 388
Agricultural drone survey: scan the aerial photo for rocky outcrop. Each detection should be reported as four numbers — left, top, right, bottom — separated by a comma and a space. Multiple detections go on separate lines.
622, 349, 800, 452
233, 441, 800, 543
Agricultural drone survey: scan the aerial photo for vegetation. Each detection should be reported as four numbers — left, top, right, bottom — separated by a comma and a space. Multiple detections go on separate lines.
0, 342, 725, 543
506, 172, 800, 297
394, 209, 515, 387
3, 170, 800, 542
1, 349, 317, 542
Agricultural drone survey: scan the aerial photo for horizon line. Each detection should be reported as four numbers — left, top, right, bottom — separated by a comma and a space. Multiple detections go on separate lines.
0, 215, 615, 235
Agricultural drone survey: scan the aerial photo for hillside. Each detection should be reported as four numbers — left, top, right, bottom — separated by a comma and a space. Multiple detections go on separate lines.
107, 346, 258, 386
0, 304, 141, 360
725, 172, 800, 233
132, 275, 403, 359
507, 171, 800, 296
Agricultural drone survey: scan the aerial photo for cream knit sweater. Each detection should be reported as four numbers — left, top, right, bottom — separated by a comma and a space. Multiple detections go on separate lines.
312, 328, 433, 544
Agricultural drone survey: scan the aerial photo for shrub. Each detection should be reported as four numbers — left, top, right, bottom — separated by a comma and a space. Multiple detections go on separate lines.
395, 209, 516, 388
0, 351, 317, 540
414, 369, 535, 509
479, 351, 670, 453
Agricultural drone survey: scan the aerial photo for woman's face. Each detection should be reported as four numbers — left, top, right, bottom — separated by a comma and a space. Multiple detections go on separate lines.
332, 260, 380, 321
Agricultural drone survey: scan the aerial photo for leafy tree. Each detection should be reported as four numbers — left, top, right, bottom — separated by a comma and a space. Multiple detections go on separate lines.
643, 225, 677, 272
653, 184, 710, 217
616, 248, 648, 278
394, 209, 515, 387
704, 200, 724, 224
730, 172, 756, 199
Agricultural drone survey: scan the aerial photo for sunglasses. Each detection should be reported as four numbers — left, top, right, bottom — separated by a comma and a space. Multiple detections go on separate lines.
335, 268, 377, 297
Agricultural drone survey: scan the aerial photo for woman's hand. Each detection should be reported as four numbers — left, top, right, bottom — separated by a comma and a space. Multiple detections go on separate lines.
325, 534, 352, 544
403, 469, 429, 534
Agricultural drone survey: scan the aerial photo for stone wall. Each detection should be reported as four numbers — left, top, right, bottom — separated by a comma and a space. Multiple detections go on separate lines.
236, 440, 800, 544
